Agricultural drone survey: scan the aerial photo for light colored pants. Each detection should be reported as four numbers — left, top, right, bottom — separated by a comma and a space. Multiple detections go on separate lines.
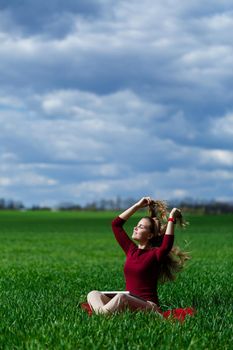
87, 290, 161, 315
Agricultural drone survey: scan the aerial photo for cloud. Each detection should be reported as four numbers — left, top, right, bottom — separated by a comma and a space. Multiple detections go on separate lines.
0, 1, 233, 205
0, 0, 111, 37
1, 88, 167, 163
200, 149, 233, 167
55, 165, 233, 205
1, 86, 233, 205
212, 113, 233, 137
1, 1, 233, 101
0, 173, 57, 187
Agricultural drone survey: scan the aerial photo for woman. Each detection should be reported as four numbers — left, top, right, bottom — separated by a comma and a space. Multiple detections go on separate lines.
86, 197, 189, 315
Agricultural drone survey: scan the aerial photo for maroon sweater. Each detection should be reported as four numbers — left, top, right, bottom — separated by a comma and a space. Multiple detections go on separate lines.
112, 216, 174, 305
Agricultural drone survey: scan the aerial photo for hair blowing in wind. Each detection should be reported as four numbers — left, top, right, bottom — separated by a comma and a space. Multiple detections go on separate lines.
148, 200, 190, 284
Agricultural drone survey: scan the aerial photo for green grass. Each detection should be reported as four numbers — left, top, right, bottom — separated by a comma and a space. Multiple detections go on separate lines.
0, 211, 232, 349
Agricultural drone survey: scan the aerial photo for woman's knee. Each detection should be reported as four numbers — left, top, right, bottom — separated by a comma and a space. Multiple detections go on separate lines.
87, 290, 100, 303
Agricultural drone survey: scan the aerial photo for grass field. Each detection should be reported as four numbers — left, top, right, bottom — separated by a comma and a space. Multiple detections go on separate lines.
0, 210, 232, 349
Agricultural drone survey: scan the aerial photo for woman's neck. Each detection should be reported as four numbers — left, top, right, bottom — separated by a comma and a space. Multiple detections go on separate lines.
138, 242, 152, 250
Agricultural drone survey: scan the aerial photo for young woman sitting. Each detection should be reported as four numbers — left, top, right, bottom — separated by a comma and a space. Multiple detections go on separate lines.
86, 197, 190, 316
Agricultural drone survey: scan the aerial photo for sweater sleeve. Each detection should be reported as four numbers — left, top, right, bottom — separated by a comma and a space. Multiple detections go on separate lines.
111, 216, 136, 254
154, 234, 174, 262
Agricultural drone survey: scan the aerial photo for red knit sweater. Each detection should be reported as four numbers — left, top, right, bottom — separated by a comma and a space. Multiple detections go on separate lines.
112, 216, 174, 305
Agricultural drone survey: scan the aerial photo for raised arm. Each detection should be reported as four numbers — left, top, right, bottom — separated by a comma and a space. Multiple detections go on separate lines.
164, 208, 181, 236
155, 208, 181, 261
112, 216, 134, 254
112, 197, 153, 254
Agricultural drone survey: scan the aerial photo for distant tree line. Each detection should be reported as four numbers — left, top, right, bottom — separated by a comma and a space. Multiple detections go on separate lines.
173, 200, 233, 215
0, 197, 233, 214
0, 198, 24, 210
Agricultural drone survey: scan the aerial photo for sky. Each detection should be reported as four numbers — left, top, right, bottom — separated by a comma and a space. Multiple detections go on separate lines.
0, 0, 233, 207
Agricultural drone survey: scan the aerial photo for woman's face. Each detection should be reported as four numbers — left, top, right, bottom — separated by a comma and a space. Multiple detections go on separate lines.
132, 218, 153, 244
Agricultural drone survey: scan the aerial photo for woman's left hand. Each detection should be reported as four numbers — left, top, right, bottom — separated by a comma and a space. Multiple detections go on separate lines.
169, 208, 182, 219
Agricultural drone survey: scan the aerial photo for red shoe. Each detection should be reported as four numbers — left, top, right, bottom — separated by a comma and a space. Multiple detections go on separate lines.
162, 307, 196, 322
80, 302, 93, 316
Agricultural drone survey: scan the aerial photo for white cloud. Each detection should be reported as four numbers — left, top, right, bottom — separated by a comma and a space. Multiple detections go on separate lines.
0, 171, 57, 187
55, 165, 233, 205
200, 149, 233, 167
39, 89, 165, 122
1, 152, 19, 162
172, 189, 188, 198
0, 177, 12, 186
0, 88, 167, 165
212, 113, 233, 137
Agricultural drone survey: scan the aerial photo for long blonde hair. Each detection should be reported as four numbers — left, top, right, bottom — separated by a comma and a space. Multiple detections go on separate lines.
145, 200, 190, 284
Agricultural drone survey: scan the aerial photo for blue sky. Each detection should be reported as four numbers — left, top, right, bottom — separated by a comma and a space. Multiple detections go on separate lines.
0, 0, 233, 206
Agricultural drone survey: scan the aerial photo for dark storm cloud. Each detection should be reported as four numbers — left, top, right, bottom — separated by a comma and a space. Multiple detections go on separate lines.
0, 0, 109, 37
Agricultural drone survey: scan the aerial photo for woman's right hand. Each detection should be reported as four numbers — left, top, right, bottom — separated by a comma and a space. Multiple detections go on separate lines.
119, 196, 153, 221
136, 197, 153, 209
